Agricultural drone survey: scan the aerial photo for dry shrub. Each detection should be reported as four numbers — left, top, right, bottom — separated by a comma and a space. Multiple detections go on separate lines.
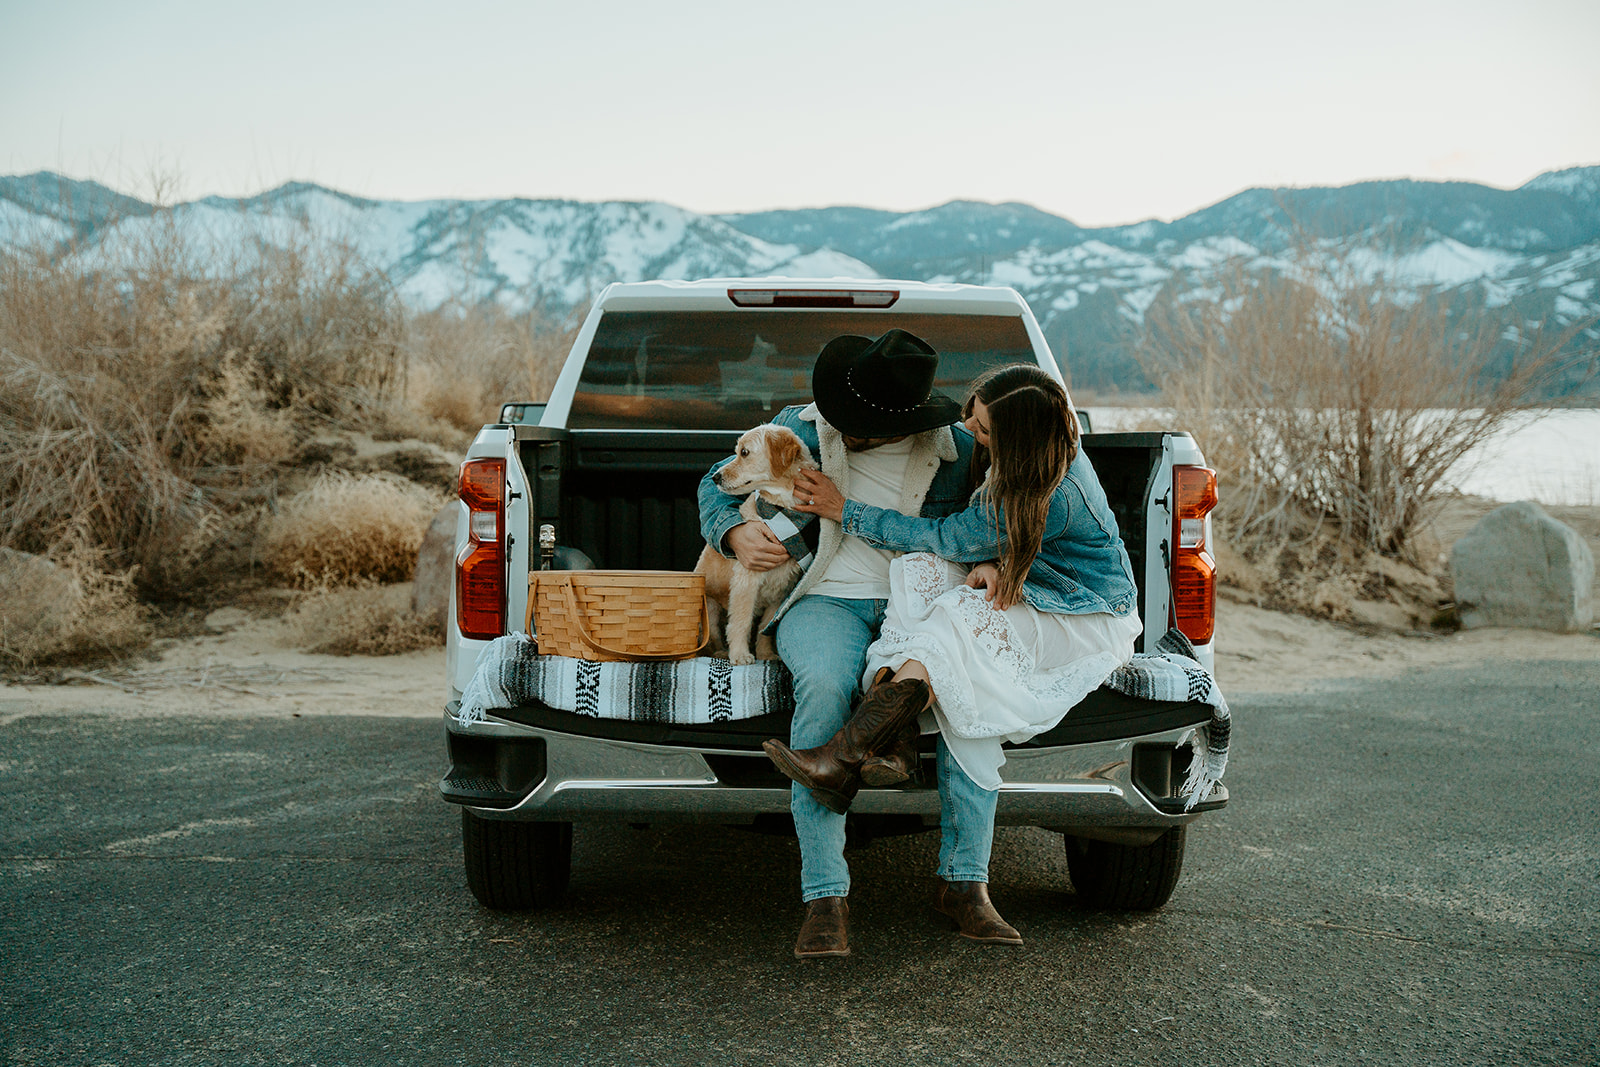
360, 403, 472, 453
222, 240, 405, 418
264, 470, 447, 585
1, 244, 228, 592
1221, 526, 1447, 628
279, 580, 441, 655
0, 540, 150, 670
199, 351, 299, 465
1137, 241, 1594, 624
401, 302, 574, 431
0, 197, 405, 600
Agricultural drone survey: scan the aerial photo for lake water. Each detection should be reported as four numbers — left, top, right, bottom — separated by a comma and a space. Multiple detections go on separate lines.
1081, 407, 1600, 508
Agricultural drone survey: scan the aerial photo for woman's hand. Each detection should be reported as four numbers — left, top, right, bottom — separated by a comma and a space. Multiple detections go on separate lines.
793, 469, 845, 523
963, 562, 1014, 610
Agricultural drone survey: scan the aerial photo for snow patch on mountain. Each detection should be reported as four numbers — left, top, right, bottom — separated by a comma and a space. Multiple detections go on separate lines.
1168, 236, 1257, 269
1554, 295, 1586, 320
0, 199, 70, 246
769, 248, 879, 278
1344, 239, 1523, 289
1120, 284, 1163, 317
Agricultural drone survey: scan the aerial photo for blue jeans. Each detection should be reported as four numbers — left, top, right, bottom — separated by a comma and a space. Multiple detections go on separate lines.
775, 594, 999, 902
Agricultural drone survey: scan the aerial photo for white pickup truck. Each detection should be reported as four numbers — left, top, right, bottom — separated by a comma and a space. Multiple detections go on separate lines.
440, 278, 1225, 912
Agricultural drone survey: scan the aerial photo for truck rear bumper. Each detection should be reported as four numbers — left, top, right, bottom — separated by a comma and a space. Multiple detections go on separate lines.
440, 711, 1225, 832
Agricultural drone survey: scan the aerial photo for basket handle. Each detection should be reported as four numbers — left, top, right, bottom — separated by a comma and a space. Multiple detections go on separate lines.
558, 580, 711, 661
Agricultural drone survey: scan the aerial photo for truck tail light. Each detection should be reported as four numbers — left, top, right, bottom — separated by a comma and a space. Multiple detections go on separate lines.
1171, 465, 1218, 644
456, 458, 506, 640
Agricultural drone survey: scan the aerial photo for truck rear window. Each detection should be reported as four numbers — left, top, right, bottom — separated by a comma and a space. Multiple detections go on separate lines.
569, 311, 1037, 430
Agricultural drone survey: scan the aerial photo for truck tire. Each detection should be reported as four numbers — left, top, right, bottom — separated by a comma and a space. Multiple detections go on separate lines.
462, 810, 572, 910
1063, 826, 1185, 911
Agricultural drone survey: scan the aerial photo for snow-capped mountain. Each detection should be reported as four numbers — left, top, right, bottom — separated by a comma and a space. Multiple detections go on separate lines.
3, 166, 1597, 393
719, 168, 1600, 390
1, 177, 874, 311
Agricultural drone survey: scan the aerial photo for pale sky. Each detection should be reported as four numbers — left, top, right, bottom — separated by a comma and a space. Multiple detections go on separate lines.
2, 0, 1597, 227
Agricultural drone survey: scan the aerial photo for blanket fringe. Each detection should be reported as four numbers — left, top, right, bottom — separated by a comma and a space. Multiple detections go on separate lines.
456, 634, 531, 728
1179, 705, 1231, 810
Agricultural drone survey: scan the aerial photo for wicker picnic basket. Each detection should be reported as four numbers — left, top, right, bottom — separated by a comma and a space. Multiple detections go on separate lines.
527, 570, 709, 662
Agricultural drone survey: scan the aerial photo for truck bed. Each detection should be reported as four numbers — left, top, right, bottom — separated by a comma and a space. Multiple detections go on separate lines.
516, 425, 1172, 653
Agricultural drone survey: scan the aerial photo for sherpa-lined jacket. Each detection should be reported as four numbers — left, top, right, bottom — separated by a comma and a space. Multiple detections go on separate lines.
697, 403, 976, 629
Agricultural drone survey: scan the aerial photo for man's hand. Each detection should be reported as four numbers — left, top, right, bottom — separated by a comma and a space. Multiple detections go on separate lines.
725, 521, 792, 572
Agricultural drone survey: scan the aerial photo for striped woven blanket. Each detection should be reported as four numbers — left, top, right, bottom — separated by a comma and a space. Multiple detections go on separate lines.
456, 626, 1228, 809
1103, 627, 1231, 810
457, 636, 794, 728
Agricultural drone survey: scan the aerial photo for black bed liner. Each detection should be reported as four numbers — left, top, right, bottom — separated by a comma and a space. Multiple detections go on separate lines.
521, 429, 1178, 655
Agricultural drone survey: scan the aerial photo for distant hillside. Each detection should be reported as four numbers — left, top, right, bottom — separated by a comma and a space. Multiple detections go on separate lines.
4, 166, 1597, 395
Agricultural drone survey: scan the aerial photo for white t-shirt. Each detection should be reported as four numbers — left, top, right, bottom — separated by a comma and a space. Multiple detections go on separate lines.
810, 438, 915, 600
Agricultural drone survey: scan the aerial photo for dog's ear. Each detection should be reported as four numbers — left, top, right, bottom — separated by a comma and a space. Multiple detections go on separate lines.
770, 431, 802, 473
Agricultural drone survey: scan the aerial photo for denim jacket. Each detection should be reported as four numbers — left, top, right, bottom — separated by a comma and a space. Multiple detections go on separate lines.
840, 447, 1138, 617
697, 404, 976, 628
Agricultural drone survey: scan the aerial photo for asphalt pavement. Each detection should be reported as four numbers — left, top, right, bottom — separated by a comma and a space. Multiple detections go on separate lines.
2, 655, 1598, 1067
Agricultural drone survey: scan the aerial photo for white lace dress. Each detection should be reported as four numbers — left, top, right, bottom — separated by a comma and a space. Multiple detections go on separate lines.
863, 552, 1142, 790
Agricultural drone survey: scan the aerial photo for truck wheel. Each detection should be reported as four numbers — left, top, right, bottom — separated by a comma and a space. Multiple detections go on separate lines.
462, 810, 572, 910
1063, 826, 1185, 911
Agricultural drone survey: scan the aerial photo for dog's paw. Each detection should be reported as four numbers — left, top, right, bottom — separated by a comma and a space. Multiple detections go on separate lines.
728, 649, 756, 666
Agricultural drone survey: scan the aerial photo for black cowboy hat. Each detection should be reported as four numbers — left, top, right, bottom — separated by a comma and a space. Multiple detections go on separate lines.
811, 328, 962, 438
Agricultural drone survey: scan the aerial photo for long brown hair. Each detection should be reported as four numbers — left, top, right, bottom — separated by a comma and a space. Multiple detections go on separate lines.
964, 365, 1079, 607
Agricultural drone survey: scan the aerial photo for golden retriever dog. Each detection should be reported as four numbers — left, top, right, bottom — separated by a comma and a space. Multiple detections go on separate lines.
695, 423, 819, 665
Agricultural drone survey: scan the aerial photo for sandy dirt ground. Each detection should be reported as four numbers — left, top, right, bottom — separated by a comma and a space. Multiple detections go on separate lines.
3, 593, 1594, 724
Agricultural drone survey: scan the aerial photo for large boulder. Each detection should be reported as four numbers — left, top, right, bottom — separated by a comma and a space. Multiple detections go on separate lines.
411, 504, 459, 631
1451, 501, 1595, 632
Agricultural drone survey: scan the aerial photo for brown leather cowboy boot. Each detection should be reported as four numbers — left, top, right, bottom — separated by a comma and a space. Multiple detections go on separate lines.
859, 719, 921, 786
933, 879, 1023, 946
857, 668, 922, 787
794, 896, 849, 958
762, 675, 931, 814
